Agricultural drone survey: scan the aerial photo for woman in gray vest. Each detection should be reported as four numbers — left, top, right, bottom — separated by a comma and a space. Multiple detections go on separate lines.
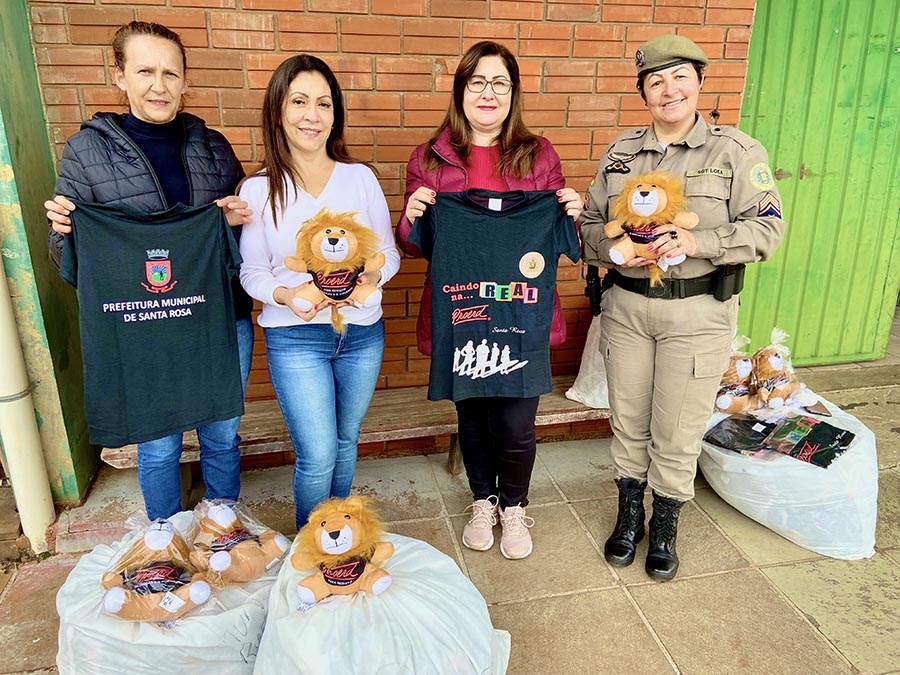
44, 21, 253, 521
580, 35, 785, 580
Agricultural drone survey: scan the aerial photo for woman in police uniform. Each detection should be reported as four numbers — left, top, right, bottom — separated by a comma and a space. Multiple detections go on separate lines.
580, 35, 785, 581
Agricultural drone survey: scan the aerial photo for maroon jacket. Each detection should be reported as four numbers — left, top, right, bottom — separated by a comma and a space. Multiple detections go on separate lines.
396, 128, 569, 356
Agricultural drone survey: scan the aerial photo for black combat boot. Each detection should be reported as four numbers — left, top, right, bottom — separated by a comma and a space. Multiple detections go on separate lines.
604, 477, 647, 566
645, 492, 684, 581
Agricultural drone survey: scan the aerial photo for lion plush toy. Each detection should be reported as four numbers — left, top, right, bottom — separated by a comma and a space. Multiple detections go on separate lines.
189, 501, 290, 588
101, 520, 211, 622
716, 335, 757, 414
283, 208, 386, 332
605, 172, 699, 286
751, 328, 816, 409
291, 496, 394, 605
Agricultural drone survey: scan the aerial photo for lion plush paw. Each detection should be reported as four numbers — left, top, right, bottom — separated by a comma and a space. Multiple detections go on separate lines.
297, 585, 317, 606
608, 248, 627, 265
189, 578, 212, 604
292, 297, 314, 312
209, 550, 233, 572
101, 586, 127, 614
371, 575, 392, 596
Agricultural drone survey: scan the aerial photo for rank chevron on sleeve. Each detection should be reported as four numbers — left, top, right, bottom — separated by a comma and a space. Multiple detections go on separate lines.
757, 192, 782, 218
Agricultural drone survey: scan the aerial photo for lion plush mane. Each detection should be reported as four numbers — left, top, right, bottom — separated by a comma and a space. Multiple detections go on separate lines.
291, 496, 394, 605
611, 172, 689, 229
289, 209, 383, 276
283, 208, 386, 332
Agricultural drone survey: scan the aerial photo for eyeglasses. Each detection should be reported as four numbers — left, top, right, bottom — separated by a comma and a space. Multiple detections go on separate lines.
466, 77, 513, 95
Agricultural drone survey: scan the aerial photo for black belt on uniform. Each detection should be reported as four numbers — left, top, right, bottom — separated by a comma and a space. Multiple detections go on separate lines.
607, 268, 716, 300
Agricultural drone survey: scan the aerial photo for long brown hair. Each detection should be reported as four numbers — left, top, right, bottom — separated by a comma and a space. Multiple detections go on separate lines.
255, 55, 366, 227
425, 41, 539, 180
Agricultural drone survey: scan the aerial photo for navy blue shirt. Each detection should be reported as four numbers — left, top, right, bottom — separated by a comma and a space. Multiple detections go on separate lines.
120, 114, 190, 207
409, 190, 580, 402
60, 201, 243, 446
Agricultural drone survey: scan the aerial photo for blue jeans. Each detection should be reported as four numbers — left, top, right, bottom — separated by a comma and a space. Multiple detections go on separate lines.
137, 316, 254, 520
264, 320, 384, 528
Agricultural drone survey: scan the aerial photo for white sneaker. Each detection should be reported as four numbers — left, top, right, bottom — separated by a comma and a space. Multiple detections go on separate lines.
462, 496, 499, 551
499, 505, 535, 560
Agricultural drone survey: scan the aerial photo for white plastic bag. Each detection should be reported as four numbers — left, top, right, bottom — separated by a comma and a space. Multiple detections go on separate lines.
57, 512, 282, 675
698, 395, 878, 560
565, 314, 609, 409
255, 533, 510, 675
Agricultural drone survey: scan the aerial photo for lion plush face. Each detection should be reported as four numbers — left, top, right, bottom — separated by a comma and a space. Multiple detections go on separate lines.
294, 208, 382, 275
613, 171, 688, 228
629, 183, 669, 218
298, 496, 386, 565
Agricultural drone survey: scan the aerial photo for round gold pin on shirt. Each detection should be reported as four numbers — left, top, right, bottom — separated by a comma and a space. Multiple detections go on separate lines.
519, 252, 545, 279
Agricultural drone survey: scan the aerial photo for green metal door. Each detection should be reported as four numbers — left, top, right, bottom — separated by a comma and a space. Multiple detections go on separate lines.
737, 0, 900, 364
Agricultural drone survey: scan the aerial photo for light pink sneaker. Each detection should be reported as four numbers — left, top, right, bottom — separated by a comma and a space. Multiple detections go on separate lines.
499, 505, 535, 560
462, 496, 499, 551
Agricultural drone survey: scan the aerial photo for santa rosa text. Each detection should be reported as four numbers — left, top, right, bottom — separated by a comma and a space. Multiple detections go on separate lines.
101, 294, 207, 323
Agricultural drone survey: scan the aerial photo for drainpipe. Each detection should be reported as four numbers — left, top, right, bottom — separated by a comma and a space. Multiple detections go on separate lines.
0, 260, 55, 554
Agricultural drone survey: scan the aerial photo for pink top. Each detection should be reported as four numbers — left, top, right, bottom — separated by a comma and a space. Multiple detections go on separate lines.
466, 145, 506, 191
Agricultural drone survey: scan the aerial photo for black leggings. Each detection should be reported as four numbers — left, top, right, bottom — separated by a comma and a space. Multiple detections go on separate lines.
454, 396, 540, 509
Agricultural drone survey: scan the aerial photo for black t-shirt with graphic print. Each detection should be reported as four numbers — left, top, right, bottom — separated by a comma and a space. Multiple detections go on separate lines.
60, 201, 243, 446
409, 190, 580, 402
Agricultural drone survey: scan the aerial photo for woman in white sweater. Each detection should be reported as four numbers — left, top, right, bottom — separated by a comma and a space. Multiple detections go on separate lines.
239, 54, 400, 528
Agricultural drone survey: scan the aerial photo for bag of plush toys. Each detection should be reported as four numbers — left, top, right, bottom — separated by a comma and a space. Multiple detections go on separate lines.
701, 329, 878, 560
715, 328, 817, 414
57, 507, 290, 675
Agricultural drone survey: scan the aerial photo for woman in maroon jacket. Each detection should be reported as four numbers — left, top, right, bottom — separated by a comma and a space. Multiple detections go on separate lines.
397, 41, 582, 560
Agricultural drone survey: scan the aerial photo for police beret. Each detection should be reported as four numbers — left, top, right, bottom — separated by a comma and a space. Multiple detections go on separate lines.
635, 35, 709, 76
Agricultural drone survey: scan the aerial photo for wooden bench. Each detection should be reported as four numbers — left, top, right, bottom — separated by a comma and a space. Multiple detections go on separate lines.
100, 374, 610, 475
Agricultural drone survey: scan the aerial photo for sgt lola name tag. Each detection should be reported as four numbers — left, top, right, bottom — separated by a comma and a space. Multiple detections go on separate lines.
686, 167, 733, 178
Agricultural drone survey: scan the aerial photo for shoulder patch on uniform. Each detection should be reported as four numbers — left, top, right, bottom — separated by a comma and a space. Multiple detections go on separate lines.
604, 160, 631, 174
749, 163, 775, 191
686, 167, 733, 179
609, 151, 636, 162
757, 192, 782, 218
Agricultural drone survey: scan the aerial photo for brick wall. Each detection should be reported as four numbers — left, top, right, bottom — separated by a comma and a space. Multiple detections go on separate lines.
27, 0, 755, 402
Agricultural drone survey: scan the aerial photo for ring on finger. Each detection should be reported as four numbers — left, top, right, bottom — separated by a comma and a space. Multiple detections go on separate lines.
669, 230, 678, 240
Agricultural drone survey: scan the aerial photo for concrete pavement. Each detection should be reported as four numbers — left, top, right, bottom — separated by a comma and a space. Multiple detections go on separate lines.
2, 314, 899, 675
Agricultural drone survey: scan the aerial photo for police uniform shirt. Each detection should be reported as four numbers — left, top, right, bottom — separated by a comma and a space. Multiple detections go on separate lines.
580, 115, 786, 278
408, 190, 580, 402
60, 201, 244, 447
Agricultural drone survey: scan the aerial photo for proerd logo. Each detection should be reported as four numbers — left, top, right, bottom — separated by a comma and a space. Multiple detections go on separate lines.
142, 248, 178, 294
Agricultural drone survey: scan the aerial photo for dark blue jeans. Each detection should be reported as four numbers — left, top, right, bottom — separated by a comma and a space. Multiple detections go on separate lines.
137, 316, 254, 520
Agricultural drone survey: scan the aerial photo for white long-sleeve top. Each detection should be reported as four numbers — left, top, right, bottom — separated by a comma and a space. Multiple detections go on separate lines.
238, 163, 400, 328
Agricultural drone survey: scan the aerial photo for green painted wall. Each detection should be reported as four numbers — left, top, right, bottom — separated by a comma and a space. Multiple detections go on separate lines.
0, 0, 95, 505
738, 0, 900, 363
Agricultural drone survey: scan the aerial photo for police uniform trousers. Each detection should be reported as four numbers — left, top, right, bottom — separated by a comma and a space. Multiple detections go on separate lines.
598, 285, 737, 501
